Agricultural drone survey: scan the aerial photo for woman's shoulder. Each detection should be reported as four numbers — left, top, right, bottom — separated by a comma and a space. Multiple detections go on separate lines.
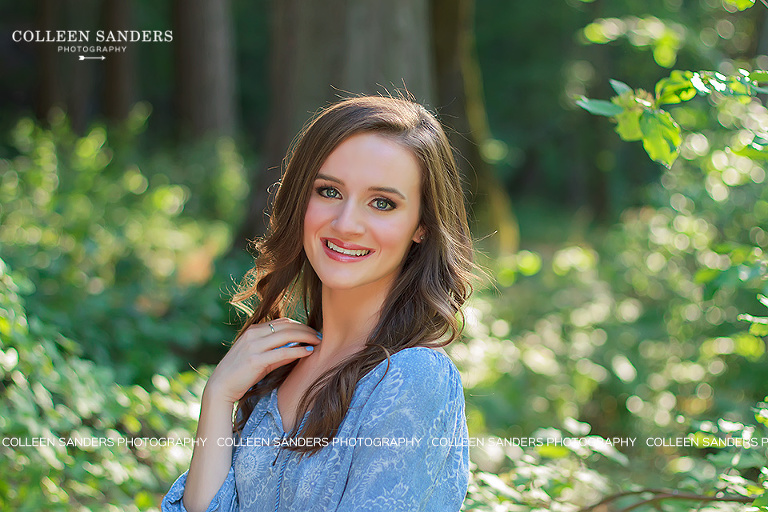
364, 346, 463, 396
389, 346, 459, 373
352, 347, 466, 434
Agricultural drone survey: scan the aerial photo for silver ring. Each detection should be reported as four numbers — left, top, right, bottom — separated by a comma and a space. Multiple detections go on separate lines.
269, 323, 275, 334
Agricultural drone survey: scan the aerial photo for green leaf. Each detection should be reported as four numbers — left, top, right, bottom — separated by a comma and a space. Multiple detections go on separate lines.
537, 444, 571, 459
691, 73, 711, 94
639, 110, 681, 167
610, 79, 633, 95
134, 491, 155, 508
749, 70, 768, 83
723, 76, 752, 98
516, 250, 542, 276
752, 495, 768, 510
731, 145, 768, 160
577, 97, 624, 117
583, 23, 612, 44
694, 268, 721, 284
734, 332, 765, 360
724, 0, 756, 10
497, 267, 517, 287
615, 109, 643, 141
750, 322, 768, 336
476, 472, 523, 500
655, 71, 697, 105
740, 313, 768, 325
756, 405, 768, 426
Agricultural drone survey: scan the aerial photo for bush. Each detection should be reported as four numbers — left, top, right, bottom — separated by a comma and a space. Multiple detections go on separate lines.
0, 257, 209, 510
456, 18, 768, 505
0, 110, 250, 384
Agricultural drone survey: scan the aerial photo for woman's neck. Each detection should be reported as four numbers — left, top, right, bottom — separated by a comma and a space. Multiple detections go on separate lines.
315, 280, 393, 361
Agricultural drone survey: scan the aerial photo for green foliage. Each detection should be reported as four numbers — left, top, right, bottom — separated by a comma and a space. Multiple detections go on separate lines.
0, 110, 250, 383
529, 4, 768, 508
578, 69, 768, 167
0, 258, 204, 510
457, 237, 767, 508
574, 98, 623, 117
476, 0, 763, 218
640, 109, 682, 167
724, 0, 757, 11
469, 3, 768, 503
739, 295, 768, 337
3, 1, 768, 508
582, 16, 685, 68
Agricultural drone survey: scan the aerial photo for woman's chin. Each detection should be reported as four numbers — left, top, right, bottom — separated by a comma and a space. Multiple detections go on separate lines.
317, 272, 397, 294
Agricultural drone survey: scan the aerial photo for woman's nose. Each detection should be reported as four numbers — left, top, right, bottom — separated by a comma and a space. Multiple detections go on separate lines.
330, 201, 365, 236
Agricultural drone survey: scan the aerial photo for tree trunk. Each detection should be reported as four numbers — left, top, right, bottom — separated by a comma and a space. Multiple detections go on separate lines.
102, 0, 135, 123
33, 0, 91, 132
63, 0, 99, 134
35, 0, 61, 122
431, 0, 518, 253
236, 0, 435, 244
173, 0, 236, 139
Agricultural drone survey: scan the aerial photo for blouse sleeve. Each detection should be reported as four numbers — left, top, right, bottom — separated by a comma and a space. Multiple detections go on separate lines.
335, 349, 470, 512
161, 465, 238, 512
162, 396, 260, 511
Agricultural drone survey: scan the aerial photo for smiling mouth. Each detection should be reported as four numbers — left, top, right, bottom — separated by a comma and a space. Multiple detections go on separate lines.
325, 240, 371, 257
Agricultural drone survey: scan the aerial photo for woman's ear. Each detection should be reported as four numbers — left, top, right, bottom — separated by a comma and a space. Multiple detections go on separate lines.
412, 225, 426, 243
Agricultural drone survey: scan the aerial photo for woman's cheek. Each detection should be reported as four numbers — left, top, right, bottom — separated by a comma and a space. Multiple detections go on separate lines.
372, 214, 417, 249
303, 200, 324, 251
304, 200, 328, 230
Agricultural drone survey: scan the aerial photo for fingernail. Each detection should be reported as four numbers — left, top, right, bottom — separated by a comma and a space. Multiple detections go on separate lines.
305, 346, 314, 351
316, 332, 323, 339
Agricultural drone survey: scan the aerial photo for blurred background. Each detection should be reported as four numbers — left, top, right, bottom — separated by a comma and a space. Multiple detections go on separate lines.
1, 0, 768, 510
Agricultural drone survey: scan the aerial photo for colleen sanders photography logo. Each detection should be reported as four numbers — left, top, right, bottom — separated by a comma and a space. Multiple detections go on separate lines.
11, 29, 173, 59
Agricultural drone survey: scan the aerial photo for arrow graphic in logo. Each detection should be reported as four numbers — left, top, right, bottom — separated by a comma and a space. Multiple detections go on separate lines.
79, 55, 105, 61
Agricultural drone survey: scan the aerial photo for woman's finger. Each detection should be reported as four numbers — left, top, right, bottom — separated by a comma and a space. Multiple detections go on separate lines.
262, 328, 322, 350
260, 344, 316, 374
240, 322, 321, 351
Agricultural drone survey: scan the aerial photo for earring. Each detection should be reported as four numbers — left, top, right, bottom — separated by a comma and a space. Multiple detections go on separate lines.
420, 235, 424, 241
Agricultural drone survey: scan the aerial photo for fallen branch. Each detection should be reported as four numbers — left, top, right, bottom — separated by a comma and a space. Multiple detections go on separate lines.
580, 488, 754, 512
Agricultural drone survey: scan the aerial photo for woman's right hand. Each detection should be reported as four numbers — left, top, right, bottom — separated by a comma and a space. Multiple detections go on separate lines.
204, 318, 321, 404
182, 318, 318, 512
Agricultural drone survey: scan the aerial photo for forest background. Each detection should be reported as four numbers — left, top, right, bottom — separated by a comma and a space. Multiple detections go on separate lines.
1, 0, 767, 510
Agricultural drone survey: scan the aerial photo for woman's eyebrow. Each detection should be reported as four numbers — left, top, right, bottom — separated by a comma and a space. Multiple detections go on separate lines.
316, 173, 343, 184
370, 186, 406, 200
315, 174, 406, 200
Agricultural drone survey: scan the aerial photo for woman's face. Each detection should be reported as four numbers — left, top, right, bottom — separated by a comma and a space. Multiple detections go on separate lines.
303, 132, 424, 294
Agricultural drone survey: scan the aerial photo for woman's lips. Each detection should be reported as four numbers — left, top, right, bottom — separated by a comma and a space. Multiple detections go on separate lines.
322, 238, 373, 261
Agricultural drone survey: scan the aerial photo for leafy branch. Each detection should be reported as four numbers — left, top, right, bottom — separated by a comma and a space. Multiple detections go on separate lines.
739, 294, 768, 336
577, 70, 768, 168
726, 0, 768, 10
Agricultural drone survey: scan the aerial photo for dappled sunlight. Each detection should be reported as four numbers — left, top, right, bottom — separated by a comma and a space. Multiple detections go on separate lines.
583, 16, 686, 67
452, 118, 768, 501
0, 115, 248, 384
3, 0, 768, 508
0, 260, 208, 510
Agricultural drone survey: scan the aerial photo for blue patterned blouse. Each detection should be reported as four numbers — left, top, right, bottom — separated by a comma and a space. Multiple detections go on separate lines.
161, 347, 469, 512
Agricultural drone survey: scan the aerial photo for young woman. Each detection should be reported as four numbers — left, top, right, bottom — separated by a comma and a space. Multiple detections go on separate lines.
162, 96, 475, 512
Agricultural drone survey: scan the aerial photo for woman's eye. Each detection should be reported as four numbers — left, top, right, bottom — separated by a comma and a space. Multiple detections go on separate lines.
317, 186, 340, 199
372, 198, 396, 211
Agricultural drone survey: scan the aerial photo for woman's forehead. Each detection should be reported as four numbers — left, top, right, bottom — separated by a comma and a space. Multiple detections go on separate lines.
317, 133, 421, 193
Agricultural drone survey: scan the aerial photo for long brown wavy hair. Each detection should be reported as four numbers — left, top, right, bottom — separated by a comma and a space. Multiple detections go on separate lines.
230, 96, 474, 455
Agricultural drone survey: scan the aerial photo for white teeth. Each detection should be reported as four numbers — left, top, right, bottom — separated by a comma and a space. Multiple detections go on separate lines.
326, 240, 370, 257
